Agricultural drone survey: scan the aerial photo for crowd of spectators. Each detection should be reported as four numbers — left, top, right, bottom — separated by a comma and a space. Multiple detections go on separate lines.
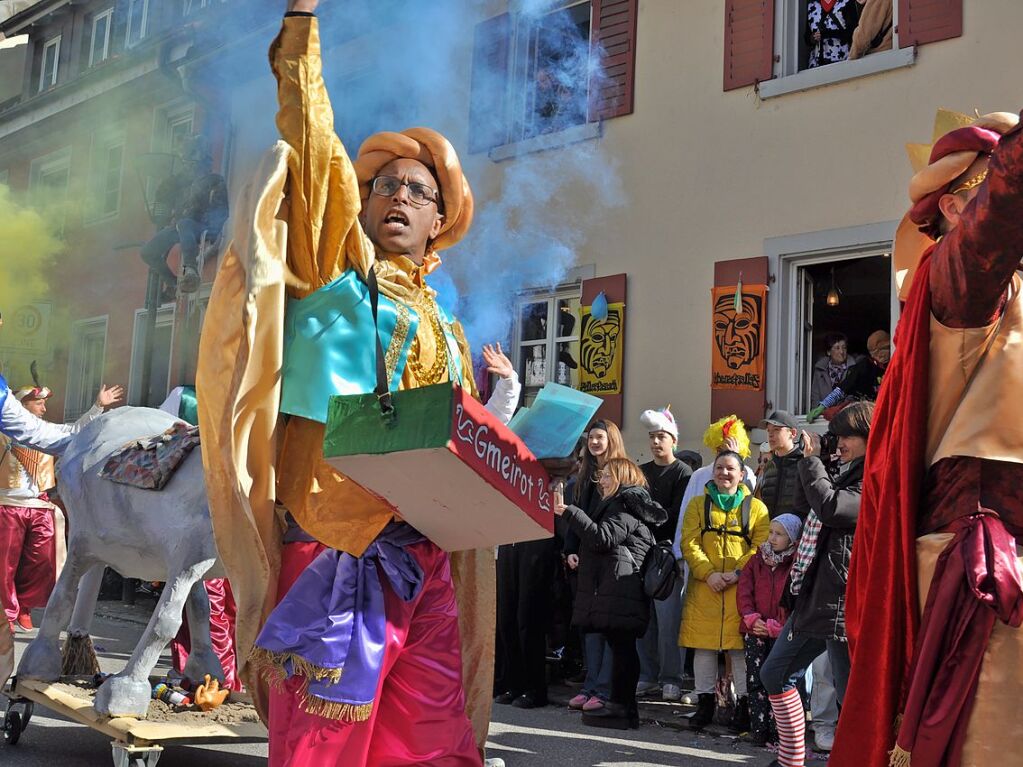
494, 353, 881, 764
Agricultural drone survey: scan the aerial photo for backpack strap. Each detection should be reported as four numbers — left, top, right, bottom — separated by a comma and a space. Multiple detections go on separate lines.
702, 490, 754, 546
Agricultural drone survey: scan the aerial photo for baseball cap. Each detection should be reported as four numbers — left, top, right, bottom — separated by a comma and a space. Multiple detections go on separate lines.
759, 410, 798, 430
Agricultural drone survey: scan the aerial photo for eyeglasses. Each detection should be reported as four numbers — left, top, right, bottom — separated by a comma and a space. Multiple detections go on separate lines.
371, 175, 439, 207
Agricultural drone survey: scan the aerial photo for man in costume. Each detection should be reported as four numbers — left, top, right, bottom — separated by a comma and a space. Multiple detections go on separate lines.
0, 371, 120, 691
831, 109, 1023, 767
195, 2, 524, 764
1, 374, 122, 632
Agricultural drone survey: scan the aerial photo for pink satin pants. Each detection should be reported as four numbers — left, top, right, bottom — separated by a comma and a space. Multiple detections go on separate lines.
0, 504, 55, 623
171, 578, 242, 691
267, 540, 482, 767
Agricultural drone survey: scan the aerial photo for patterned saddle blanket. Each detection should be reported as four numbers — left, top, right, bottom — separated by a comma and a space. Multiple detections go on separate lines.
100, 422, 201, 491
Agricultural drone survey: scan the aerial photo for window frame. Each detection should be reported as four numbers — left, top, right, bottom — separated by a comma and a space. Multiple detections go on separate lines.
29, 146, 72, 235
487, 0, 600, 158
64, 315, 109, 421
126, 0, 150, 48
85, 131, 125, 223
89, 8, 115, 67
763, 221, 901, 416
759, 0, 914, 98
39, 34, 61, 92
512, 281, 583, 406
127, 305, 175, 406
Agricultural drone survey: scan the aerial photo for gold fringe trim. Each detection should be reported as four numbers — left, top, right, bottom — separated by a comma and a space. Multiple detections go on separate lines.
301, 694, 373, 722
889, 745, 912, 767
248, 647, 343, 690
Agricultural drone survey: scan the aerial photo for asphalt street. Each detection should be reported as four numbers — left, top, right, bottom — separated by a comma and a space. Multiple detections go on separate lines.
1, 604, 777, 766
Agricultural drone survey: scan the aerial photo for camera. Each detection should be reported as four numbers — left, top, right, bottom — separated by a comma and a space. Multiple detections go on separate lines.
820, 431, 839, 457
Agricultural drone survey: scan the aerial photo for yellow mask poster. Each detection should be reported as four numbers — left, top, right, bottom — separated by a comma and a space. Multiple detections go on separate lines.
579, 302, 624, 395
711, 284, 767, 391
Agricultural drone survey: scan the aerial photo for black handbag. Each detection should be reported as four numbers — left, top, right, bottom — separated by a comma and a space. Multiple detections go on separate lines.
642, 542, 679, 601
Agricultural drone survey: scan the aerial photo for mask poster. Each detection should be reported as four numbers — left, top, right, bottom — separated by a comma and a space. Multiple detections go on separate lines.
711, 284, 767, 391
578, 301, 625, 396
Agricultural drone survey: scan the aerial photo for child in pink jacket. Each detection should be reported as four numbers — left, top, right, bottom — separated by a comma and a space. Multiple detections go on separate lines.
737, 513, 802, 745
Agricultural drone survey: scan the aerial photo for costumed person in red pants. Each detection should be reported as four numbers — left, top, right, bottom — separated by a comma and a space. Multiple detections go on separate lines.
196, 2, 530, 765
0, 369, 121, 690
832, 109, 1023, 767
0, 374, 121, 633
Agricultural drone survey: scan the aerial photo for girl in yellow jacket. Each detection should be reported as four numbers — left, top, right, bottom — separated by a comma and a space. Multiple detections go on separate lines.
680, 450, 769, 729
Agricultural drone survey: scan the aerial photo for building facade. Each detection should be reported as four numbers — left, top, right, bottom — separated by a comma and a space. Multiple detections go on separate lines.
2, 0, 1019, 463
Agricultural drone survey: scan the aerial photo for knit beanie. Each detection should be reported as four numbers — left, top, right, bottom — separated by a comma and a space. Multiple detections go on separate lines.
773, 513, 803, 546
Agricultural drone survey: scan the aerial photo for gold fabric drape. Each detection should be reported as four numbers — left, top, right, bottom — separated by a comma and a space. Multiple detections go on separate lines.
197, 15, 494, 745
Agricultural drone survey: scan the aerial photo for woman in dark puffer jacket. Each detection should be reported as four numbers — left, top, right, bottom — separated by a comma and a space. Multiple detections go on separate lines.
555, 457, 667, 730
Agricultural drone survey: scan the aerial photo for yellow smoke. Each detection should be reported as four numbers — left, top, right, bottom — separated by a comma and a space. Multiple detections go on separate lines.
0, 183, 65, 383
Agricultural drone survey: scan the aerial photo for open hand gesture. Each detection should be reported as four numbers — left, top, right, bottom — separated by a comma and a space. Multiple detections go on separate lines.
287, 0, 318, 12
95, 384, 125, 410
482, 343, 514, 380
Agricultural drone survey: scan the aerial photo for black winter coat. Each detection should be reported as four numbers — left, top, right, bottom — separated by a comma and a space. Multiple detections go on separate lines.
564, 485, 667, 635
758, 447, 804, 519
790, 455, 864, 640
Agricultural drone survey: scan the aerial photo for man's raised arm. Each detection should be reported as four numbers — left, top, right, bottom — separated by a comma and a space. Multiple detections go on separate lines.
271, 0, 371, 290
931, 115, 1023, 328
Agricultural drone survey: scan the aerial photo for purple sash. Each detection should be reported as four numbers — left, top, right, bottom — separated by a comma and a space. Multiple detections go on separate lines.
251, 521, 425, 719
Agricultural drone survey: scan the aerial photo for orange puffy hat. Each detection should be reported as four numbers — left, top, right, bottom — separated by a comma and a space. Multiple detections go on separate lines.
352, 128, 474, 253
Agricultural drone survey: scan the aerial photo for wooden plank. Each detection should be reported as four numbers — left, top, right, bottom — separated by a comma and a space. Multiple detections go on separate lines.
13, 677, 267, 746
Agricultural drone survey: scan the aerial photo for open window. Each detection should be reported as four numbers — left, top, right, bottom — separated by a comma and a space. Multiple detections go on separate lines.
765, 222, 898, 416
724, 0, 962, 96
513, 286, 582, 408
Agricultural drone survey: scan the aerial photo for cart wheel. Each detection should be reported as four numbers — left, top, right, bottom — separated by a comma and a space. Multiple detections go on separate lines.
18, 701, 33, 729
3, 709, 23, 745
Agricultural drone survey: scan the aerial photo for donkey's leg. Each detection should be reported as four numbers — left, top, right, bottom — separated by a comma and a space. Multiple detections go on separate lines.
94, 558, 215, 717
180, 580, 226, 684
68, 564, 105, 635
61, 564, 106, 676
18, 550, 91, 681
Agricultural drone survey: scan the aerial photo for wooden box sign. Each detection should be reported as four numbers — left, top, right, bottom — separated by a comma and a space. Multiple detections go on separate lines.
323, 382, 554, 552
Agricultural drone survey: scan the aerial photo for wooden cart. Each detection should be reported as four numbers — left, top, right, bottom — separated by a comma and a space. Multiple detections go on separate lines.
3, 676, 267, 766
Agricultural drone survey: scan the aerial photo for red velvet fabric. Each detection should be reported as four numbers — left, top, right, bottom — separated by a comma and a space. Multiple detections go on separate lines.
909, 126, 1001, 227
267, 540, 481, 767
171, 578, 241, 691
829, 252, 935, 767
894, 514, 1023, 766
0, 504, 56, 623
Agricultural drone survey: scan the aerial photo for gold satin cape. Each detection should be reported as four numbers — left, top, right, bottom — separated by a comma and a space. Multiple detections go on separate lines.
196, 16, 495, 747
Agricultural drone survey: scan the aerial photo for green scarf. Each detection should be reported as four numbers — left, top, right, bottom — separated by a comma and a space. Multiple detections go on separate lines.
705, 481, 745, 512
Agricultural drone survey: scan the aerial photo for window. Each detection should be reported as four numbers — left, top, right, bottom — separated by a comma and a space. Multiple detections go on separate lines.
89, 8, 114, 67
514, 288, 582, 407
469, 0, 637, 154
86, 133, 124, 222
128, 306, 173, 407
523, 3, 591, 140
29, 146, 72, 234
39, 35, 60, 92
65, 317, 108, 421
724, 0, 961, 96
126, 0, 149, 46
764, 222, 900, 415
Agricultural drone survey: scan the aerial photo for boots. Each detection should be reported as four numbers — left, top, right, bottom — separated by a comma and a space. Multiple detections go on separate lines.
582, 701, 634, 730
730, 695, 750, 733
769, 688, 806, 767
690, 692, 715, 729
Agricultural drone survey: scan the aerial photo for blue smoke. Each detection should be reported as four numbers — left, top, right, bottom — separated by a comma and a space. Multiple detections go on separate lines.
202, 1, 623, 350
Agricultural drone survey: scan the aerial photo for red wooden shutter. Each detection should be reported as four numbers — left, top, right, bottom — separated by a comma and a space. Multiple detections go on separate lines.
897, 0, 962, 47
588, 0, 638, 121
468, 13, 511, 153
723, 0, 774, 92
